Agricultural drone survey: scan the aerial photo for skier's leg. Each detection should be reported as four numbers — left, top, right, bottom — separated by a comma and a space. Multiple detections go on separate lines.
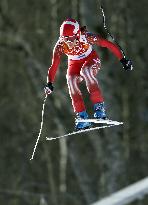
80, 56, 107, 119
80, 61, 104, 104
67, 74, 91, 129
66, 74, 85, 113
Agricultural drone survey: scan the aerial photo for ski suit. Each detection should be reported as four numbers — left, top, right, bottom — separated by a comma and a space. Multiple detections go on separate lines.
48, 32, 123, 113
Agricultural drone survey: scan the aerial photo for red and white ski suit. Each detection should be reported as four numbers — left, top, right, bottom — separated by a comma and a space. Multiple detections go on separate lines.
48, 32, 123, 113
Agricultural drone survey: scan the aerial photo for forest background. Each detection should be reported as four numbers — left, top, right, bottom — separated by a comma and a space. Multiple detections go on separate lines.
0, 0, 148, 204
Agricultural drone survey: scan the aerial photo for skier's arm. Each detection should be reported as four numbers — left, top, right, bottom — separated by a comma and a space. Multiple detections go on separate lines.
44, 42, 63, 95
47, 42, 63, 83
86, 32, 123, 60
86, 32, 133, 70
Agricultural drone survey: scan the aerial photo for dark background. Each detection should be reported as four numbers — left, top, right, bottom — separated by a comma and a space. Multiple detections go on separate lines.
0, 0, 148, 204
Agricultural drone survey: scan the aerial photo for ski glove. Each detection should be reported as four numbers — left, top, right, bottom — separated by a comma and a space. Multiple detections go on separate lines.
44, 82, 54, 95
120, 57, 133, 71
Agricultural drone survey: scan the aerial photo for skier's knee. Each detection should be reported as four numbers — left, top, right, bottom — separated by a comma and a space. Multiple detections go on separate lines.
67, 75, 82, 95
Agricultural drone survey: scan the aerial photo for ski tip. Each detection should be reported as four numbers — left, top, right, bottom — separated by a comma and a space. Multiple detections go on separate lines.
118, 122, 124, 125
113, 122, 123, 125
46, 137, 56, 141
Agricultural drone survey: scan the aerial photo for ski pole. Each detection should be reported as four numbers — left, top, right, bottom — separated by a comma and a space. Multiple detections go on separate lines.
30, 94, 48, 160
99, 3, 126, 57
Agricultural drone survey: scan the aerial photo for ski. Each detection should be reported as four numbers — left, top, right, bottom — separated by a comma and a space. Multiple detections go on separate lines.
76, 119, 123, 125
46, 121, 123, 141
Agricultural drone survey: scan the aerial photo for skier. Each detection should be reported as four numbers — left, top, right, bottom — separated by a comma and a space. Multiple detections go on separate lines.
44, 18, 133, 130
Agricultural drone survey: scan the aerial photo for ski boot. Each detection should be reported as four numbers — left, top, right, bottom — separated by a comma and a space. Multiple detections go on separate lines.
94, 102, 107, 120
75, 110, 92, 130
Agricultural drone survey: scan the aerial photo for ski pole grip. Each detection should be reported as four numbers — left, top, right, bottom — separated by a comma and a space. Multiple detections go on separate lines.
46, 82, 54, 91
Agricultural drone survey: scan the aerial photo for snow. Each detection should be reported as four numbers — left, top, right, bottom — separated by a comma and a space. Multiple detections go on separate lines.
91, 177, 148, 205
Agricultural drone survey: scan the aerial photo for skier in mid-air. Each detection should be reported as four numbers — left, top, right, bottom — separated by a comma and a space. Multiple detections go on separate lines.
44, 18, 133, 130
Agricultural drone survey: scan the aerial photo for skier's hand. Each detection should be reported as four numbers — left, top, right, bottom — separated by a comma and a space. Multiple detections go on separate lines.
120, 57, 133, 71
44, 82, 54, 95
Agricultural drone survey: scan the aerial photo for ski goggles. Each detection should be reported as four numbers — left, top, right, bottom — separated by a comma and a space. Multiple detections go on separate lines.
62, 35, 77, 42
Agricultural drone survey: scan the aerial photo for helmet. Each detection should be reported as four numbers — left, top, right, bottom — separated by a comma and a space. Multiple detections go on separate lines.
60, 18, 80, 39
